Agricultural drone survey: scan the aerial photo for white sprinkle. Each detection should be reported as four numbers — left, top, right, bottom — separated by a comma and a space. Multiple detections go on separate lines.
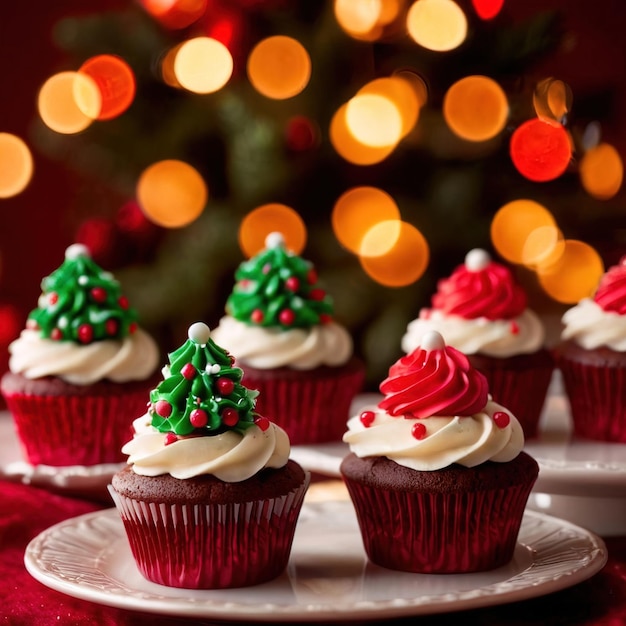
265, 232, 285, 249
188, 322, 211, 344
420, 330, 446, 351
65, 243, 90, 260
465, 248, 491, 272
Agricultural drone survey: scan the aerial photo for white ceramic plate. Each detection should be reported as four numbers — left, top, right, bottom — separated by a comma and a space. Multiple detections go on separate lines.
24, 500, 607, 621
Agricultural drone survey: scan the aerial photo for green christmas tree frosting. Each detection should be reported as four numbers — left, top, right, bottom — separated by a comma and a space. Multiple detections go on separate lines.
149, 322, 265, 440
226, 232, 334, 329
26, 244, 139, 344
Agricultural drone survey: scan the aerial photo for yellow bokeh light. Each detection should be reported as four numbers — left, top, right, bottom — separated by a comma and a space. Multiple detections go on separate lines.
491, 199, 558, 265
173, 37, 233, 94
37, 71, 101, 134
359, 221, 429, 287
345, 93, 403, 148
359, 219, 403, 257
443, 75, 508, 142
406, 0, 468, 52
579, 142, 624, 200
334, 0, 382, 36
521, 225, 563, 268
136, 159, 208, 228
239, 203, 306, 258
0, 133, 34, 198
536, 240, 604, 304
332, 186, 401, 254
247, 36, 311, 100
330, 104, 395, 165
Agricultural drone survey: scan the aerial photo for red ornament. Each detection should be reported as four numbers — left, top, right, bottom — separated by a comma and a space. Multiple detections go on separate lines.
285, 276, 300, 291
411, 422, 427, 440
77, 324, 94, 344
164, 432, 178, 446
493, 411, 510, 428
251, 309, 264, 323
309, 288, 325, 301
190, 408, 208, 428
307, 269, 318, 285
48, 293, 59, 306
181, 363, 196, 380
216, 377, 235, 395
118, 295, 129, 309
360, 410, 375, 427
50, 328, 63, 340
90, 287, 107, 303
255, 415, 270, 432
155, 399, 173, 418
279, 309, 296, 325
222, 407, 239, 426
105, 319, 119, 336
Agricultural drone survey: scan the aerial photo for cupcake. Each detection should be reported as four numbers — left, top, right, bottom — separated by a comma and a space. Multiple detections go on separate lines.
109, 322, 310, 589
341, 330, 539, 574
211, 232, 365, 445
556, 256, 626, 442
401, 248, 553, 438
1, 244, 160, 467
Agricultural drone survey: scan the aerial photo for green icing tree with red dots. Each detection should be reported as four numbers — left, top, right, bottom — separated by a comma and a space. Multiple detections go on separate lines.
149, 322, 267, 439
26, 244, 139, 344
225, 232, 334, 329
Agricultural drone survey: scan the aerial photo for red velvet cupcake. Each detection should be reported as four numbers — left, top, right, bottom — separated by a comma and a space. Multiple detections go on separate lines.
401, 248, 553, 438
211, 232, 365, 445
109, 322, 309, 589
341, 330, 539, 574
1, 244, 160, 467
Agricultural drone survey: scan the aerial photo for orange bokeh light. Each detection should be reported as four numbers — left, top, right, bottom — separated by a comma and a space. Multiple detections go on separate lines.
345, 93, 403, 148
0, 133, 34, 198
174, 37, 233, 94
406, 0, 468, 52
510, 118, 572, 182
579, 142, 624, 200
79, 54, 136, 121
533, 78, 571, 126
139, 0, 207, 29
238, 204, 306, 258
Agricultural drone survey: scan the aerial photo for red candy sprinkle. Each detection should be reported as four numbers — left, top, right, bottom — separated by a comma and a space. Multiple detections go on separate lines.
307, 269, 318, 284
118, 295, 129, 309
510, 321, 519, 335
319, 313, 332, 325
129, 321, 137, 334
360, 410, 376, 427
262, 263, 271, 274
279, 309, 295, 325
164, 433, 178, 446
91, 287, 107, 303
216, 377, 235, 395
251, 309, 264, 323
309, 288, 326, 301
77, 324, 93, 344
222, 407, 239, 426
285, 276, 300, 291
493, 411, 510, 428
155, 400, 173, 418
255, 415, 270, 431
190, 408, 208, 428
181, 363, 196, 380
48, 293, 59, 305
105, 319, 118, 336
50, 328, 63, 340
411, 422, 427, 440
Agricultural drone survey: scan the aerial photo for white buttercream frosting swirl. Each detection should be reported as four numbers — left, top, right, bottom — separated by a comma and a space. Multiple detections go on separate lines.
123, 414, 290, 481
211, 316, 353, 369
8, 328, 159, 385
561, 298, 626, 351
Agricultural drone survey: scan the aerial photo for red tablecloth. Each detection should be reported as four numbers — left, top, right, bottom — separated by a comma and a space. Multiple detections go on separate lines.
1, 478, 625, 626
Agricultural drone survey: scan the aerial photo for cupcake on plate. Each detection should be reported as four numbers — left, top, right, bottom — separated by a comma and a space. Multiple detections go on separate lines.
556, 256, 626, 442
1, 244, 160, 467
211, 232, 365, 445
341, 330, 539, 574
401, 248, 553, 438
109, 322, 310, 589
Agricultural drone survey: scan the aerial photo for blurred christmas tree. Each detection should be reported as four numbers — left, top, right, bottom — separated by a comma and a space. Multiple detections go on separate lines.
29, 0, 624, 386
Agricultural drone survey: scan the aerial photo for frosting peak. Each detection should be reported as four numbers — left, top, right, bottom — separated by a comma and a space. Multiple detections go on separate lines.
593, 256, 626, 314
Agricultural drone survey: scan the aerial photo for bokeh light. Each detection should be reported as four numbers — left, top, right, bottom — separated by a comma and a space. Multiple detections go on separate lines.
510, 118, 572, 182
139, 0, 207, 29
79, 54, 136, 120
0, 133, 34, 198
0, 303, 21, 345
579, 142, 624, 200
406, 0, 468, 52
345, 93, 403, 147
332, 186, 401, 254
490, 199, 558, 265
359, 221, 429, 286
247, 36, 311, 100
334, 0, 382, 39
536, 240, 604, 304
533, 78, 572, 125
443, 75, 508, 142
37, 71, 101, 134
330, 104, 395, 165
394, 69, 429, 108
239, 203, 306, 258
471, 0, 504, 20
136, 159, 208, 228
173, 37, 233, 94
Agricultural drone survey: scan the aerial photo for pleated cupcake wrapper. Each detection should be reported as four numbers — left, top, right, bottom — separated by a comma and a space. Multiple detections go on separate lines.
559, 359, 626, 443
244, 367, 365, 445
5, 390, 147, 466
108, 476, 310, 589
342, 478, 535, 574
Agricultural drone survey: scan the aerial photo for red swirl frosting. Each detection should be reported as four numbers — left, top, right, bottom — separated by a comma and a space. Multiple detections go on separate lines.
594, 256, 626, 314
378, 331, 489, 418
431, 249, 526, 320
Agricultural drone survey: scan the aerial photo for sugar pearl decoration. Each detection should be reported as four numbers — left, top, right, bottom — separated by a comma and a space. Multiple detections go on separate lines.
420, 330, 446, 352
188, 322, 211, 345
65, 243, 91, 260
465, 248, 490, 272
265, 231, 285, 249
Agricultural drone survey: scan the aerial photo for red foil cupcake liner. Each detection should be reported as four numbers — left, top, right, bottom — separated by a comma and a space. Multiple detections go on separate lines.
342, 477, 535, 574
243, 365, 365, 446
4, 390, 147, 466
108, 478, 310, 589
559, 359, 626, 443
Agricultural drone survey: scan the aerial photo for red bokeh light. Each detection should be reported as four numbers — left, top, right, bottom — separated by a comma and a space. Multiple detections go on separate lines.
471, 0, 504, 20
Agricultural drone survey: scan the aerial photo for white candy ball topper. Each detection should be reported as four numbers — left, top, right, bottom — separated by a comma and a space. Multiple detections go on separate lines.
188, 322, 211, 344
420, 330, 446, 352
464, 248, 490, 272
265, 232, 285, 249
65, 243, 91, 260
